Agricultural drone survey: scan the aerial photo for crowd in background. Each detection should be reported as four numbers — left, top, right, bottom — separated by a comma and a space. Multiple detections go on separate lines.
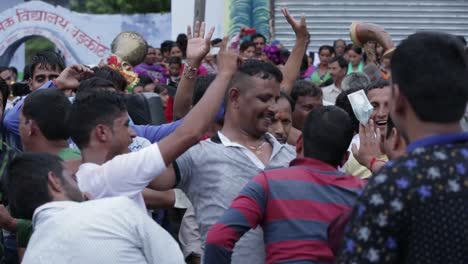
0, 7, 467, 264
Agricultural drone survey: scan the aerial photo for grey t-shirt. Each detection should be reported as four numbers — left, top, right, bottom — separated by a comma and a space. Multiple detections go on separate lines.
176, 133, 295, 264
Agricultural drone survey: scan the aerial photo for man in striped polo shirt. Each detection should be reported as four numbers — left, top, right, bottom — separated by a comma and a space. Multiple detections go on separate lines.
204, 106, 366, 264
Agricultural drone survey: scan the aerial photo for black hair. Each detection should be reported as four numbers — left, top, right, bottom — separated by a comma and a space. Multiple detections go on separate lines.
170, 43, 183, 54
318, 45, 335, 55
76, 77, 116, 99
9, 67, 17, 77
211, 38, 223, 46
137, 75, 153, 87
391, 32, 468, 123
167, 56, 182, 66
68, 90, 127, 149
386, 116, 395, 139
23, 89, 71, 141
280, 49, 291, 62
303, 106, 354, 166
5, 153, 64, 219
329, 56, 348, 69
91, 66, 127, 93
11, 82, 30, 97
240, 40, 256, 52
300, 54, 309, 74
228, 59, 283, 93
0, 66, 10, 74
176, 33, 188, 56
0, 79, 8, 111
365, 78, 390, 95
344, 43, 353, 53
154, 83, 170, 94
457, 35, 467, 46
291, 80, 322, 104
193, 74, 216, 106
160, 40, 174, 54
350, 45, 363, 55
250, 33, 266, 43
333, 39, 346, 47
22, 64, 31, 81
335, 87, 362, 134
30, 51, 65, 77
279, 91, 295, 112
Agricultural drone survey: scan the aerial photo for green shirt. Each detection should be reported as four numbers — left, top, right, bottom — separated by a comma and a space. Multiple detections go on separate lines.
310, 71, 331, 85
57, 147, 81, 160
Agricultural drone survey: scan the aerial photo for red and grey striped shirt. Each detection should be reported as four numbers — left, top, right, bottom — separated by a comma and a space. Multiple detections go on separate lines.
204, 157, 366, 264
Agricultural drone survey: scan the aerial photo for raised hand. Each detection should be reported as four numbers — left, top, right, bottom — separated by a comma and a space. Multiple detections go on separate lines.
186, 21, 215, 67
352, 119, 384, 170
217, 36, 241, 76
54, 64, 94, 90
281, 8, 308, 41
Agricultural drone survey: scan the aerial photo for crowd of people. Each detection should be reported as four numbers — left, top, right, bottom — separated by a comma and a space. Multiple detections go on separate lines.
0, 7, 467, 264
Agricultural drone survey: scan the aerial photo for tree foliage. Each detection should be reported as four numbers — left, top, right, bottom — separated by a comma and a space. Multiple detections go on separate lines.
70, 0, 171, 14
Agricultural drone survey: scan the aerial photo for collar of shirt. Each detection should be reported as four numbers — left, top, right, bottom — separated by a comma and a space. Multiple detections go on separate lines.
217, 131, 284, 170
324, 84, 341, 94
406, 132, 468, 152
290, 157, 341, 173
32, 201, 78, 228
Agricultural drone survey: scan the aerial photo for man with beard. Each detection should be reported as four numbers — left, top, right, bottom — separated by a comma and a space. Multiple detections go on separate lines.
269, 92, 294, 145
151, 59, 296, 264
322, 56, 347, 104
5, 153, 184, 264
204, 106, 366, 264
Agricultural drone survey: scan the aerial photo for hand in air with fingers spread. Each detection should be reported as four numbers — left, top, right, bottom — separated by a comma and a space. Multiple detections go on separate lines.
186, 21, 216, 67
352, 119, 386, 172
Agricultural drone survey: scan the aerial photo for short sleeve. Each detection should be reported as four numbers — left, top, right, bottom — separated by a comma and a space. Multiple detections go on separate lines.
174, 147, 195, 194
16, 219, 33, 248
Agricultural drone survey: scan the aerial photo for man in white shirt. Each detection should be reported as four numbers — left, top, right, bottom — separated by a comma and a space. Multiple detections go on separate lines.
66, 31, 238, 210
322, 56, 347, 104
5, 153, 184, 264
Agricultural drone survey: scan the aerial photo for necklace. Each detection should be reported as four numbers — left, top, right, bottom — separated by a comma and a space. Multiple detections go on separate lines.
247, 141, 267, 155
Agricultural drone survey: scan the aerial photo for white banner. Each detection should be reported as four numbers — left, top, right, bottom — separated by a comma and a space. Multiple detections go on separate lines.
0, 0, 171, 65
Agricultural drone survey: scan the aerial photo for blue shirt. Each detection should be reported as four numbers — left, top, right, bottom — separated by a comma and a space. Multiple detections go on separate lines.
2, 81, 181, 149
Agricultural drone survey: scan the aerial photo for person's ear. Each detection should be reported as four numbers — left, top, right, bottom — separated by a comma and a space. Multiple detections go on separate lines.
48, 171, 63, 194
339, 150, 350, 167
295, 134, 304, 157
94, 124, 112, 143
28, 120, 40, 137
228, 87, 241, 109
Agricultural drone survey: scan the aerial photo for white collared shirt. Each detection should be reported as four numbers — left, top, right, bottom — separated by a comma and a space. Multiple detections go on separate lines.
23, 197, 184, 264
76, 143, 166, 210
322, 83, 343, 104
218, 131, 283, 170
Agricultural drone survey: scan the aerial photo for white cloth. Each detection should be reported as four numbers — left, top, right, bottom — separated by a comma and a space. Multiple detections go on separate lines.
322, 83, 342, 104
179, 206, 203, 258
23, 197, 184, 264
218, 131, 279, 170
76, 143, 166, 210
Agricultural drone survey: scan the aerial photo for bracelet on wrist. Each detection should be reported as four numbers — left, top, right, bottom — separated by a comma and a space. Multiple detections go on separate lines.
369, 157, 386, 172
183, 63, 198, 79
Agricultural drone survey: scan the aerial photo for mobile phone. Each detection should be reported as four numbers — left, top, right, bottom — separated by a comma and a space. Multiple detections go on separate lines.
244, 28, 256, 35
